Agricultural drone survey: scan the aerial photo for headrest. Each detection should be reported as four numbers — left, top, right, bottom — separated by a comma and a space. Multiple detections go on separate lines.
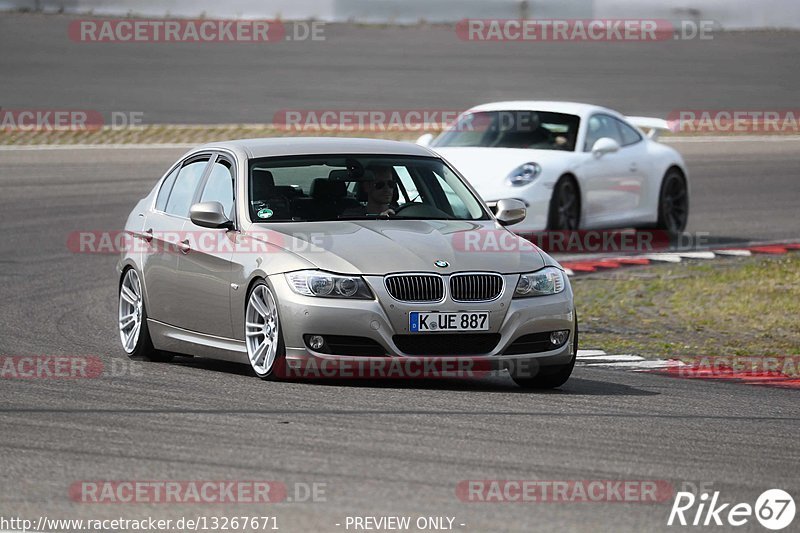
328, 169, 349, 181
252, 169, 275, 200
311, 178, 347, 199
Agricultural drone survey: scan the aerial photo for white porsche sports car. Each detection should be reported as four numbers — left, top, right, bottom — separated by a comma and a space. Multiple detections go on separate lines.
417, 101, 689, 236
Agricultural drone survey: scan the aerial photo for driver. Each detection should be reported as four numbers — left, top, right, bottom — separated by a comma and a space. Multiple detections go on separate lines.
347, 164, 398, 216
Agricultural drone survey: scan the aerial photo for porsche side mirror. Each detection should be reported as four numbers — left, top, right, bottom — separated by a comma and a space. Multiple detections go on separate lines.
591, 137, 621, 158
190, 202, 234, 229
494, 198, 527, 226
416, 133, 434, 147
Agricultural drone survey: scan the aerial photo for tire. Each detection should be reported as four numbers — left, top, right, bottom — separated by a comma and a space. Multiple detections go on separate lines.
547, 176, 581, 230
244, 280, 286, 380
511, 313, 578, 390
118, 268, 172, 362
656, 168, 689, 239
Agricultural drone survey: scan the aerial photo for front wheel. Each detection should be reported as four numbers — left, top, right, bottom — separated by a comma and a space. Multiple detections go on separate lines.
245, 281, 286, 380
511, 314, 578, 389
656, 169, 689, 238
118, 268, 172, 362
547, 177, 581, 230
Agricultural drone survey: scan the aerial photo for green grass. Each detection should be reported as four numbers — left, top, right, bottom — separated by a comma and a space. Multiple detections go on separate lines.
572, 255, 800, 358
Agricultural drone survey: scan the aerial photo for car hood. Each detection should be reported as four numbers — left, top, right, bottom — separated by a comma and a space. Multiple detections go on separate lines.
244, 220, 546, 275
432, 146, 576, 198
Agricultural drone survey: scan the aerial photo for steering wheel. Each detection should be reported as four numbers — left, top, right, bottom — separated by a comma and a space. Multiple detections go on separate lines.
393, 202, 452, 218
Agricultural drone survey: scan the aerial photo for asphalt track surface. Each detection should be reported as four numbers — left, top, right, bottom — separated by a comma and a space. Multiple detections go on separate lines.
1, 14, 800, 122
0, 142, 798, 532
2, 12, 800, 533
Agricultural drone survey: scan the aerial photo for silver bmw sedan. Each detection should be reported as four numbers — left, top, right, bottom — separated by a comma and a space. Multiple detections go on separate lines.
117, 138, 577, 388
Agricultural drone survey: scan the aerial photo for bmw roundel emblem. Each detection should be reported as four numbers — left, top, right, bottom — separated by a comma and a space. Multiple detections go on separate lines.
434, 260, 449, 268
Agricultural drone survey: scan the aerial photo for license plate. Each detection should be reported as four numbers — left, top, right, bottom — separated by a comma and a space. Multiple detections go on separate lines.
409, 311, 489, 332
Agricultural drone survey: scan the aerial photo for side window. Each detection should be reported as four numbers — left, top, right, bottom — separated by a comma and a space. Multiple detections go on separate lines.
155, 166, 179, 211
200, 158, 235, 219
615, 118, 643, 146
584, 114, 623, 151
165, 158, 210, 217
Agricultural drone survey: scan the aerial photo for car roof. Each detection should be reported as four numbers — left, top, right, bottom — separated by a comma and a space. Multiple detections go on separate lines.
465, 101, 620, 118
193, 137, 435, 159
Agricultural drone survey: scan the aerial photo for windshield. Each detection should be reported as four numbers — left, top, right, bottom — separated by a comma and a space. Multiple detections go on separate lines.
432, 110, 581, 151
248, 154, 490, 223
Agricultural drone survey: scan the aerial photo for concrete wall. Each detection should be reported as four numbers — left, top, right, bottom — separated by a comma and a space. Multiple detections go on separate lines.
3, 0, 800, 28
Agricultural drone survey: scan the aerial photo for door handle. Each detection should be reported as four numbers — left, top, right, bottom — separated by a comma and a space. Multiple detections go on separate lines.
629, 163, 638, 172
142, 228, 153, 243
179, 239, 191, 254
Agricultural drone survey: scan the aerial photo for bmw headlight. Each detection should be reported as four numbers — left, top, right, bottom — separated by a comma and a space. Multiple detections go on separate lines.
286, 270, 373, 299
514, 267, 566, 297
505, 162, 541, 187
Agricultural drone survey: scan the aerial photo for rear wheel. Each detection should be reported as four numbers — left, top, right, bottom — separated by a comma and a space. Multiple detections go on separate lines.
656, 169, 689, 238
547, 176, 581, 230
245, 281, 286, 380
118, 268, 172, 362
511, 314, 578, 390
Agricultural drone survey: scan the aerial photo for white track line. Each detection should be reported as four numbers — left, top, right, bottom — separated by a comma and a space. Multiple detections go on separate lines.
580, 359, 683, 370
643, 253, 683, 263
575, 350, 685, 370
2, 135, 800, 151
578, 354, 645, 363
713, 249, 753, 256
576, 349, 607, 357
676, 251, 717, 259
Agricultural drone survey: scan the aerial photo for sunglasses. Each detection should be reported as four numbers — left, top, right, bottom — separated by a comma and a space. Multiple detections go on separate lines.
372, 180, 397, 190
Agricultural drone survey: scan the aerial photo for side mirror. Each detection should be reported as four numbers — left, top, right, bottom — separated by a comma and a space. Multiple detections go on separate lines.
190, 201, 233, 229
416, 133, 434, 147
591, 137, 620, 158
494, 198, 527, 227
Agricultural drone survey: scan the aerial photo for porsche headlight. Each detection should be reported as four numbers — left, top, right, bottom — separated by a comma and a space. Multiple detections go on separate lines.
514, 267, 566, 297
286, 270, 373, 299
505, 162, 541, 187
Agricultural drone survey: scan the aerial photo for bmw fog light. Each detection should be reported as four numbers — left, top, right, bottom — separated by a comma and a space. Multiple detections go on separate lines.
550, 330, 570, 346
308, 335, 325, 350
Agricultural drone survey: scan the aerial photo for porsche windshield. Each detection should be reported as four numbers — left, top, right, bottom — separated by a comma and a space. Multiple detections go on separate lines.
432, 111, 581, 151
248, 155, 490, 222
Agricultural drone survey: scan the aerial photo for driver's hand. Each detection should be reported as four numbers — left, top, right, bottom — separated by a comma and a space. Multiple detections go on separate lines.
380, 208, 395, 216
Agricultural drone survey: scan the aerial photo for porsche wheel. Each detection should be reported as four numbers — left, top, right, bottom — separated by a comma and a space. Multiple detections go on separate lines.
656, 169, 689, 238
548, 176, 581, 230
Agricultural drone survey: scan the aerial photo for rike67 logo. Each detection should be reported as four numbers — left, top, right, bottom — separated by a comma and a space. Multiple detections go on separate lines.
668, 489, 795, 530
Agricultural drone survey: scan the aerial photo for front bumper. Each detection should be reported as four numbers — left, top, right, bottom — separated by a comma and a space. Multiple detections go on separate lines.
268, 272, 575, 369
